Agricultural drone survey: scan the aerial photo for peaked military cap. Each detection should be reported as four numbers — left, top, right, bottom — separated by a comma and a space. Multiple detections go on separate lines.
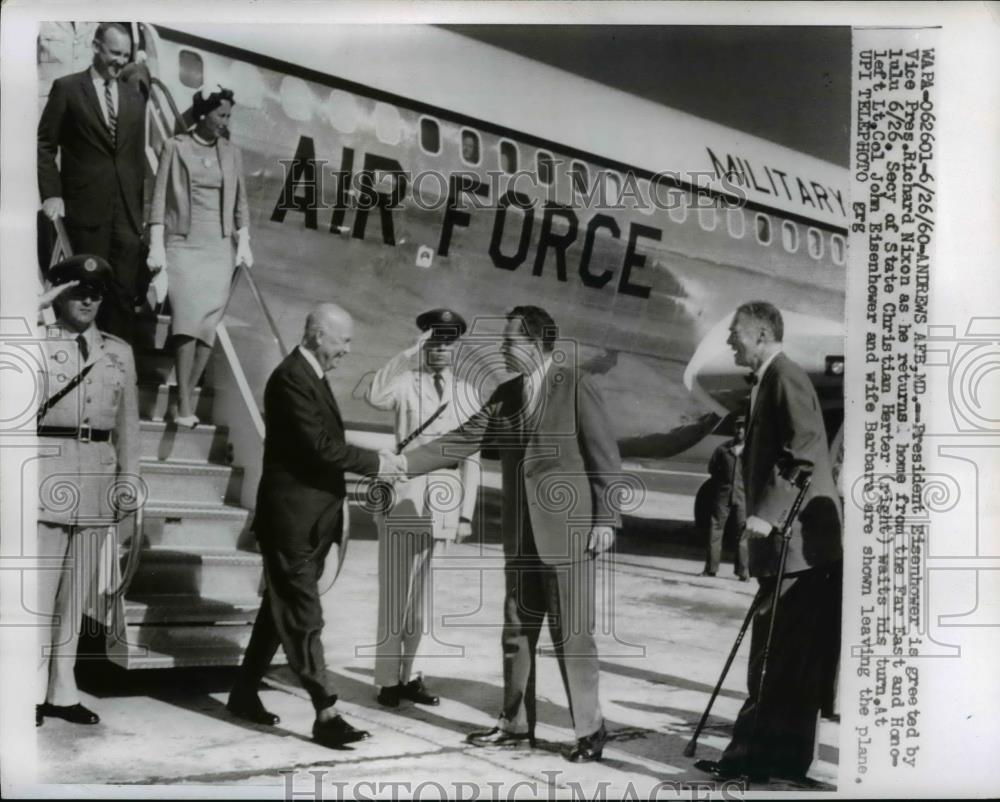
48, 254, 113, 290
416, 308, 467, 342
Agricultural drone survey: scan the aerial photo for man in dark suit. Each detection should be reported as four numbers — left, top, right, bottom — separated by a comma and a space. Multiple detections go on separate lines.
38, 21, 147, 343
227, 304, 394, 748
398, 306, 622, 763
696, 301, 842, 784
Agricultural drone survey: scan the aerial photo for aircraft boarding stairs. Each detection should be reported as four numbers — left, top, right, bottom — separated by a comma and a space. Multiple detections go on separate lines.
105, 313, 273, 669
38, 62, 293, 669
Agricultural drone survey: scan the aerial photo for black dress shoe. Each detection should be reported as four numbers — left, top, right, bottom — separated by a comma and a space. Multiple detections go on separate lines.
694, 759, 769, 783
36, 703, 99, 725
400, 676, 439, 706
466, 726, 534, 748
313, 714, 371, 748
699, 570, 717, 577
226, 693, 280, 726
567, 724, 607, 763
376, 685, 401, 708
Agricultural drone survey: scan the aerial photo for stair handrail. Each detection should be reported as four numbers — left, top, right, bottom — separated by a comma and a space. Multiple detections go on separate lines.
223, 262, 289, 359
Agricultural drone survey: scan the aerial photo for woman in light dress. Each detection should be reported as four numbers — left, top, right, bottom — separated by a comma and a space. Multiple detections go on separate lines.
147, 86, 252, 427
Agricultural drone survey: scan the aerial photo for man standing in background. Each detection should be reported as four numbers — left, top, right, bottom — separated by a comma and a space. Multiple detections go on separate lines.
37, 21, 147, 343
701, 417, 748, 580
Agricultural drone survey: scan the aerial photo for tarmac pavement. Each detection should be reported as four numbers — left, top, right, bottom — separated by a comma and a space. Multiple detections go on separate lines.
33, 534, 839, 796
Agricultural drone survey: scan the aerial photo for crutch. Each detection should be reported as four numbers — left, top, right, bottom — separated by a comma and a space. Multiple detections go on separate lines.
684, 591, 763, 756
683, 464, 812, 758
745, 464, 813, 777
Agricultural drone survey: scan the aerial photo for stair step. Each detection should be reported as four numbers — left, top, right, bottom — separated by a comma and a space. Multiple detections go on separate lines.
140, 420, 229, 463
141, 460, 242, 505
141, 502, 251, 549
124, 594, 261, 624
136, 350, 175, 385
138, 383, 212, 422
107, 622, 265, 669
126, 546, 262, 598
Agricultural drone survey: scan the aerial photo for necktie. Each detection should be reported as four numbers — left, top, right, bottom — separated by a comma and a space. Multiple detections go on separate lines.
433, 372, 444, 400
76, 334, 89, 363
104, 79, 117, 141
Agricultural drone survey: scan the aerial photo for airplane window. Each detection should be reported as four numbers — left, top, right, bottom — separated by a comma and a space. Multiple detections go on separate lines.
699, 206, 718, 231
179, 50, 203, 89
537, 151, 554, 186
499, 140, 518, 174
781, 220, 799, 253
755, 213, 772, 245
726, 208, 746, 238
831, 233, 846, 265
461, 129, 481, 165
420, 118, 441, 155
668, 190, 688, 223
374, 103, 402, 146
807, 227, 824, 259
229, 62, 266, 110
326, 89, 360, 133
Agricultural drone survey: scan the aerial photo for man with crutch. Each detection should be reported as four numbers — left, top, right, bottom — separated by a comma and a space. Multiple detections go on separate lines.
693, 301, 843, 785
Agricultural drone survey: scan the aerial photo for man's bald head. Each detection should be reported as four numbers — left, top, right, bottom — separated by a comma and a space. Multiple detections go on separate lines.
302, 303, 354, 371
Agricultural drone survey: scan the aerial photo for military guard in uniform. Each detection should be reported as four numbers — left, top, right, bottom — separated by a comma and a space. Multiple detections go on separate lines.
365, 309, 482, 707
35, 255, 140, 727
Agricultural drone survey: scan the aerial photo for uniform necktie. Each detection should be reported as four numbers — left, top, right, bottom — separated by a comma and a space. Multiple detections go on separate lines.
104, 79, 117, 141
76, 334, 89, 363
433, 372, 444, 400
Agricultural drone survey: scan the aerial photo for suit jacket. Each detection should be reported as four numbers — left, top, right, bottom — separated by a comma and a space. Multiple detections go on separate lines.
149, 133, 250, 238
406, 356, 622, 566
709, 440, 745, 509
743, 352, 842, 577
37, 69, 145, 232
37, 321, 139, 525
254, 349, 380, 555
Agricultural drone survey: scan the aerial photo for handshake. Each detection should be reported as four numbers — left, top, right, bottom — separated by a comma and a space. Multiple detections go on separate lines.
376, 450, 409, 485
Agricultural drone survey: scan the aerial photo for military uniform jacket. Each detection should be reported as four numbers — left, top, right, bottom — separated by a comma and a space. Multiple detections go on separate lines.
365, 350, 481, 540
36, 322, 140, 526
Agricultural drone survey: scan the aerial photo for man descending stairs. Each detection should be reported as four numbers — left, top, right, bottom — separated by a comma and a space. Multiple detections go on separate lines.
105, 311, 276, 669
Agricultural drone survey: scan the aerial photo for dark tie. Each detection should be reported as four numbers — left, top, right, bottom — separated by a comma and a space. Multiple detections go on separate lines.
104, 79, 117, 141
433, 372, 444, 400
744, 372, 758, 386
76, 334, 89, 363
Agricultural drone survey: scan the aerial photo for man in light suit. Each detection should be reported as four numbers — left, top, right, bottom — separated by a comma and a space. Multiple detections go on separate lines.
35, 255, 140, 727
37, 22, 147, 343
365, 309, 482, 708
227, 304, 396, 749
396, 306, 621, 763
695, 301, 842, 784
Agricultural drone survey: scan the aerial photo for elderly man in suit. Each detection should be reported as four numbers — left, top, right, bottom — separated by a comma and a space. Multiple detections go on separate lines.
394, 305, 621, 763
37, 21, 147, 343
35, 255, 140, 727
227, 304, 397, 749
365, 308, 482, 708
695, 301, 842, 785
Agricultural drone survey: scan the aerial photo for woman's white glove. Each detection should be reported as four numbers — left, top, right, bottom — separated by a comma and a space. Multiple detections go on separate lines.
146, 224, 166, 273
235, 227, 254, 268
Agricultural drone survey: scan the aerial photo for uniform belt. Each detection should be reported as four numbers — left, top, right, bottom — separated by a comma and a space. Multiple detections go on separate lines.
37, 425, 112, 442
